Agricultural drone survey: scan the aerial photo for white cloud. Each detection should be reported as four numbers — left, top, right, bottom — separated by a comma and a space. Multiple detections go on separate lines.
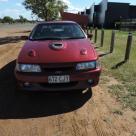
61, 0, 70, 5
68, 5, 82, 13
0, 9, 20, 18
0, 8, 32, 19
0, 0, 83, 19
61, 0, 82, 13
16, 3, 22, 7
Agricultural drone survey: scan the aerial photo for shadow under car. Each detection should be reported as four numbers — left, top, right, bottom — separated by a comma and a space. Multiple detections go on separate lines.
0, 60, 92, 119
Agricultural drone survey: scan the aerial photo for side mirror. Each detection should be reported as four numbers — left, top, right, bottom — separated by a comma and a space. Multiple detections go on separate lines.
21, 36, 29, 40
87, 33, 93, 39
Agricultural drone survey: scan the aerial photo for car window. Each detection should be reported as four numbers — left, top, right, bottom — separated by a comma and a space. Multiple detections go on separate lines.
30, 23, 86, 40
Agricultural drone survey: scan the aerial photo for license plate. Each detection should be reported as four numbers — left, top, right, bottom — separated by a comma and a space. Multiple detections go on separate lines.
48, 75, 70, 84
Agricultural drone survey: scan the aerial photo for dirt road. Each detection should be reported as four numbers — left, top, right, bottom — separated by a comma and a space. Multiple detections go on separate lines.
0, 29, 135, 136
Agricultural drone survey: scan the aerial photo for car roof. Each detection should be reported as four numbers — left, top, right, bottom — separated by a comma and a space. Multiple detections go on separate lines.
37, 21, 77, 25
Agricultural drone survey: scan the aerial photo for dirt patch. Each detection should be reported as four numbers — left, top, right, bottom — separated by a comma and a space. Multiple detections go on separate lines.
0, 29, 135, 136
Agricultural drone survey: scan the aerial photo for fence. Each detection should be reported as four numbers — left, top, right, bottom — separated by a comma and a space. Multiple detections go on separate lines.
97, 28, 133, 62
116, 21, 136, 31
83, 27, 134, 65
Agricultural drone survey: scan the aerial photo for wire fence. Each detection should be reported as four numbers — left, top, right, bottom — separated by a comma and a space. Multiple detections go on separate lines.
83, 27, 136, 66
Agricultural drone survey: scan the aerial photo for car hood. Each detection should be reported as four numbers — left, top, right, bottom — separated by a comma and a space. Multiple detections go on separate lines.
18, 39, 98, 64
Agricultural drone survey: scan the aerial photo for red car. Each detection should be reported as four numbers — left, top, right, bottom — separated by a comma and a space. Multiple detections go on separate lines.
15, 21, 101, 92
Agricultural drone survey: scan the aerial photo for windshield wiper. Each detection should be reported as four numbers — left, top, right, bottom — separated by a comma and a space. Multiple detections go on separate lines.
64, 37, 85, 39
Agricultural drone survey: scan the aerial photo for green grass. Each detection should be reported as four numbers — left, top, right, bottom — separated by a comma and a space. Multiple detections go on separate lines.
117, 30, 136, 36
94, 29, 136, 111
133, 116, 136, 122
111, 108, 123, 115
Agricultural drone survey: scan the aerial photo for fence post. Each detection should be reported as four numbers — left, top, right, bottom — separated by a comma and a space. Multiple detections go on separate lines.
87, 26, 89, 35
101, 29, 104, 47
110, 30, 115, 53
90, 27, 93, 33
124, 32, 133, 61
94, 28, 98, 43
83, 25, 87, 33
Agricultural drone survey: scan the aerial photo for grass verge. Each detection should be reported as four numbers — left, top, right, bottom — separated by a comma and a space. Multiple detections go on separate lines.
94, 29, 136, 111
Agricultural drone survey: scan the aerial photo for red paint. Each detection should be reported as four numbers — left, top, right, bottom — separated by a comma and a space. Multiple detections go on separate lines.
15, 21, 101, 91
18, 39, 97, 64
80, 48, 87, 55
28, 49, 37, 57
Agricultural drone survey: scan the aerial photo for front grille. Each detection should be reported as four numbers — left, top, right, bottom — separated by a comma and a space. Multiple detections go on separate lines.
41, 63, 76, 74
40, 82, 78, 88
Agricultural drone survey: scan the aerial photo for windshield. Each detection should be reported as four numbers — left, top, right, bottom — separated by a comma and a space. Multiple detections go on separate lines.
30, 23, 86, 40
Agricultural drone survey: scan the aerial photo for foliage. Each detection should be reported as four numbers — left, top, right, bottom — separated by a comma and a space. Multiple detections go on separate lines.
0, 15, 33, 24
0, 18, 2, 23
19, 15, 28, 23
2, 16, 14, 24
23, 0, 68, 21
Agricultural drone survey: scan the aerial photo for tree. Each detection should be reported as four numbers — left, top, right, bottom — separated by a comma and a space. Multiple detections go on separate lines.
2, 16, 14, 24
23, 0, 68, 21
19, 15, 28, 23
0, 18, 2, 23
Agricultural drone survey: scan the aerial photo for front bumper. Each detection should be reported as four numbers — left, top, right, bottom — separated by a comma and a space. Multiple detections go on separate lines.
15, 68, 101, 91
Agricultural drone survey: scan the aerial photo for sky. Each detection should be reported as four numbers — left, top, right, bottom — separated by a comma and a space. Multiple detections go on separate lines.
0, 0, 136, 20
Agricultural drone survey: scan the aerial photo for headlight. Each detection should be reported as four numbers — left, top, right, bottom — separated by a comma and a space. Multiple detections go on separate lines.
16, 64, 41, 72
76, 61, 99, 70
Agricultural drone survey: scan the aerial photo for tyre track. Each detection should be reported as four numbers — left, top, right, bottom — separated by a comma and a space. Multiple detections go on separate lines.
0, 42, 23, 68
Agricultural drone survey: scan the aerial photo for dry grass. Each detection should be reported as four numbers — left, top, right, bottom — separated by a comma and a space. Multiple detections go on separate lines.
94, 29, 136, 111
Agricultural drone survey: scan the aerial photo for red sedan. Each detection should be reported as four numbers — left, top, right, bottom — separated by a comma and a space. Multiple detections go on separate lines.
15, 21, 101, 91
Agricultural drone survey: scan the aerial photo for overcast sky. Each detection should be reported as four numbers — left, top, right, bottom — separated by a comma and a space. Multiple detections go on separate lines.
0, 0, 136, 19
